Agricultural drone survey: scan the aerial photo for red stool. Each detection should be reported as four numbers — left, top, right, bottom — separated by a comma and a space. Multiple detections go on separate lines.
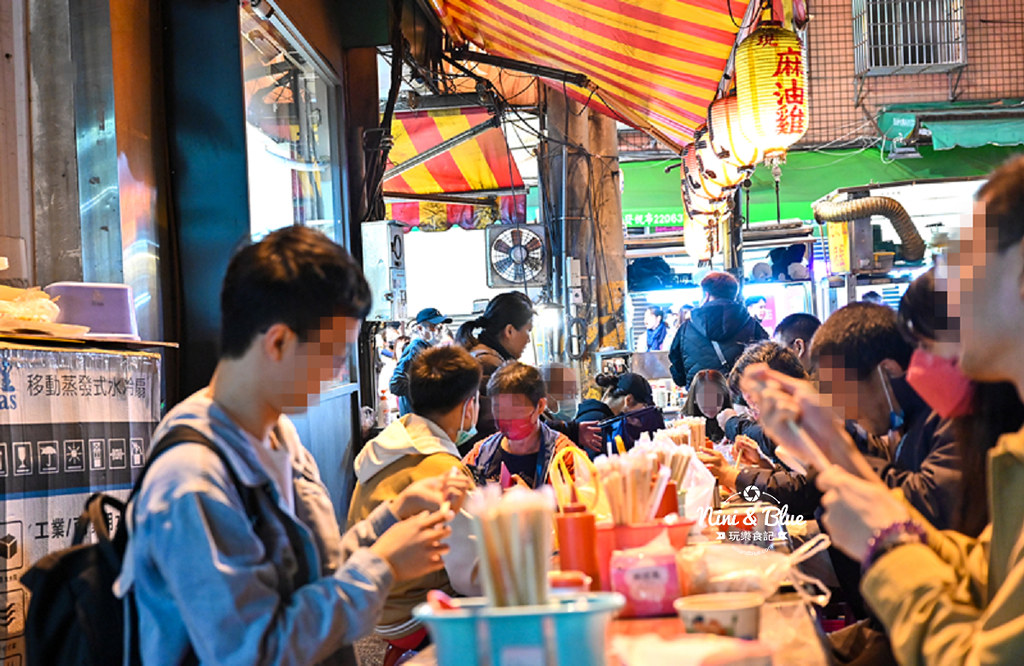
382, 627, 429, 666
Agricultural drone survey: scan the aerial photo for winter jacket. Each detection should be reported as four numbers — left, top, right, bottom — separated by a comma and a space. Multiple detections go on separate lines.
116, 389, 395, 665
347, 414, 480, 639
463, 421, 576, 489
861, 425, 1024, 665
388, 337, 432, 416
573, 398, 615, 425
669, 299, 768, 387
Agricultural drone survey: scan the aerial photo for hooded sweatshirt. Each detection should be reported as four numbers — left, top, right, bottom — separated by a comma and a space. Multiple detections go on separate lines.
669, 299, 768, 387
348, 414, 480, 639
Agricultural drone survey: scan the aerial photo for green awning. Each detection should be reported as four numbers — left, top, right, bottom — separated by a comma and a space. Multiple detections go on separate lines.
621, 144, 1024, 227
878, 99, 1024, 150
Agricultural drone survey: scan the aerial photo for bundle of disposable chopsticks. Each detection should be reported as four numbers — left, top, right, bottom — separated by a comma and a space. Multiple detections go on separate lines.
593, 440, 693, 525
465, 484, 555, 607
642, 440, 694, 490
662, 416, 708, 449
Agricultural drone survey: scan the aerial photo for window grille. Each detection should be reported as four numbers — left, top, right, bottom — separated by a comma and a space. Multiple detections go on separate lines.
852, 0, 966, 76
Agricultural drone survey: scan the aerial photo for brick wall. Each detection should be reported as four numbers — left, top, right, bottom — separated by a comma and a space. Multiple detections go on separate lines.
799, 0, 1024, 147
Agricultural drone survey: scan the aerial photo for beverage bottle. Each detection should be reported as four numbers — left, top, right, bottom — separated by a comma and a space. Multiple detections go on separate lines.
376, 390, 390, 428
555, 497, 600, 591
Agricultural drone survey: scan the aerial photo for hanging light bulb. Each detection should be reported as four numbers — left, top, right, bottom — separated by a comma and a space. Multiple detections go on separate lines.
735, 21, 808, 160
708, 95, 760, 169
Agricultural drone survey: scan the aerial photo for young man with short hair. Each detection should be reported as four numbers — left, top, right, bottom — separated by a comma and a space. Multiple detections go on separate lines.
773, 312, 821, 373
348, 345, 481, 645
116, 226, 457, 665
669, 271, 769, 388
463, 361, 576, 488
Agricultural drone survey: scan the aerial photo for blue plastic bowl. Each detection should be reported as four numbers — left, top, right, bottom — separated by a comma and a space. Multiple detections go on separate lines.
413, 592, 625, 666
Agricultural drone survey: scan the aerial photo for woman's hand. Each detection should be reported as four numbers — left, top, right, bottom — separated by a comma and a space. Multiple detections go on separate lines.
739, 365, 877, 480
817, 465, 912, 562
698, 449, 739, 492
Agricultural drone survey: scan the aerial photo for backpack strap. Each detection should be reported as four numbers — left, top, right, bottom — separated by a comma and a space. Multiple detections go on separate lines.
122, 424, 303, 666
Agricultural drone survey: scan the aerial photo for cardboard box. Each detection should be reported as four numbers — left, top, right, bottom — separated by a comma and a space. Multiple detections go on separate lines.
0, 342, 160, 663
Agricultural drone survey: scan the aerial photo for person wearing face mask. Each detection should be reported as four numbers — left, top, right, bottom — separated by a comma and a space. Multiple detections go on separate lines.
898, 268, 1024, 538
390, 308, 453, 416
463, 361, 576, 489
456, 292, 535, 452
349, 345, 482, 653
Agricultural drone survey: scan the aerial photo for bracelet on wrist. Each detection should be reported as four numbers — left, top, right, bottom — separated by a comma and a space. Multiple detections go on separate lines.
862, 520, 926, 574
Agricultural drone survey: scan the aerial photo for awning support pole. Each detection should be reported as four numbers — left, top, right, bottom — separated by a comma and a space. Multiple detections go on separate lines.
383, 114, 501, 181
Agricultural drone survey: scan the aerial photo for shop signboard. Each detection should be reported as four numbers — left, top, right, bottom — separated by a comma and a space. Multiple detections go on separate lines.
623, 212, 686, 228
826, 221, 851, 275
0, 343, 160, 664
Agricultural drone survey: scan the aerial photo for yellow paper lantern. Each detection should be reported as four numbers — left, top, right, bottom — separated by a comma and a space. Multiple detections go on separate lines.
735, 21, 808, 159
683, 212, 716, 261
708, 95, 761, 169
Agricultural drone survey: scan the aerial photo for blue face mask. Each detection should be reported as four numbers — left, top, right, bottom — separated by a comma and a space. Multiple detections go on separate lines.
455, 398, 478, 446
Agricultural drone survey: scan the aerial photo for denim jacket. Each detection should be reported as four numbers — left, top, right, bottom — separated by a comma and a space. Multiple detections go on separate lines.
115, 390, 396, 665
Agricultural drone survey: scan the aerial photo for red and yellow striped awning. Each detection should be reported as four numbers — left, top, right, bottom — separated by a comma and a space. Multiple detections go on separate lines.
428, 0, 751, 151
384, 106, 526, 232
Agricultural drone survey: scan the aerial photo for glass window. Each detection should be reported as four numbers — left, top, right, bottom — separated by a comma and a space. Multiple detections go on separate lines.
240, 6, 340, 240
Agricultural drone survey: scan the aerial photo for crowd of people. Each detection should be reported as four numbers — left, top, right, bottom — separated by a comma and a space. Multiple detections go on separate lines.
111, 154, 1024, 665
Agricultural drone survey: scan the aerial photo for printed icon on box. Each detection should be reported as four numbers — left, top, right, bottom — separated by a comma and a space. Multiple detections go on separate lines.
38, 440, 58, 474
0, 520, 23, 571
89, 439, 106, 471
108, 438, 126, 470
12, 442, 31, 476
0, 442, 7, 477
64, 439, 85, 472
130, 438, 144, 468
0, 588, 26, 639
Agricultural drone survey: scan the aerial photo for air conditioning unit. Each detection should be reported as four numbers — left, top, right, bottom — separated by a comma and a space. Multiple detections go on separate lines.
485, 224, 550, 289
361, 220, 407, 322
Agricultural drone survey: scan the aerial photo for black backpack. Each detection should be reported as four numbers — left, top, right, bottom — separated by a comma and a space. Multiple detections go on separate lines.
20, 425, 252, 666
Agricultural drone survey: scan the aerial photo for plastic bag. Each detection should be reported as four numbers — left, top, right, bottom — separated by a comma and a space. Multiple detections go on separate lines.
678, 450, 716, 521
676, 534, 831, 605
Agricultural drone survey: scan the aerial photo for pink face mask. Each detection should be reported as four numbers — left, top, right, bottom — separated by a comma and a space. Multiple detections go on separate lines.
498, 417, 537, 441
905, 347, 975, 419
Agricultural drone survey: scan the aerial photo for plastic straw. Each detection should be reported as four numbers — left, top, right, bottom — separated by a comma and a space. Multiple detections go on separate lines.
645, 465, 671, 521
